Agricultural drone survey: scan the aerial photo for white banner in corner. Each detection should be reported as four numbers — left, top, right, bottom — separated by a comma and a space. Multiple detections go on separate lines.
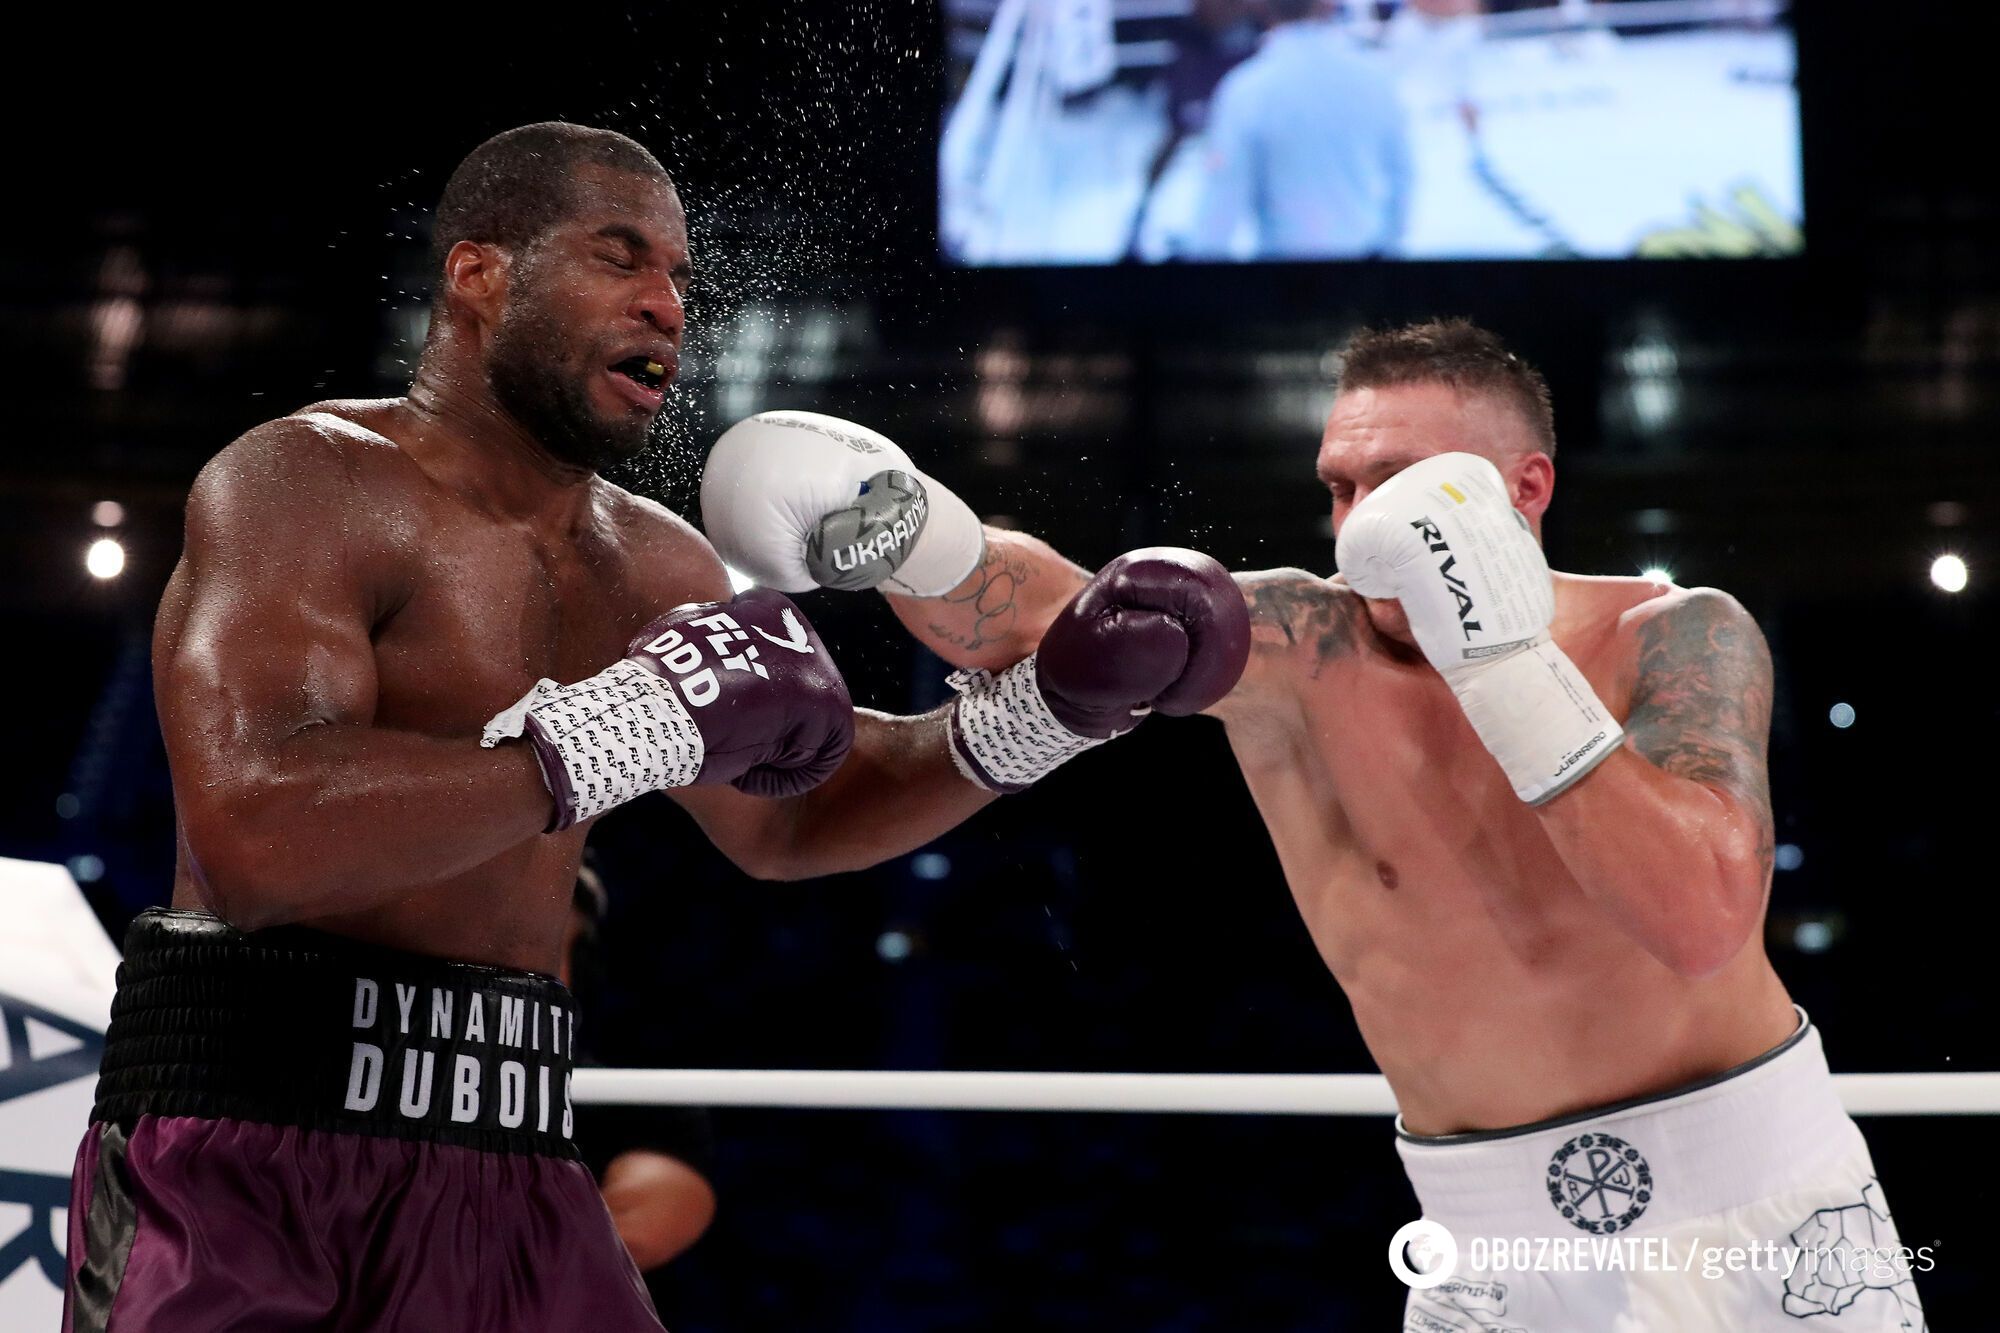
0, 857, 120, 1327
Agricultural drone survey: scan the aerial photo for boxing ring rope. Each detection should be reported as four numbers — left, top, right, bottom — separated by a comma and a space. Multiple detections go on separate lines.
575, 1069, 2000, 1117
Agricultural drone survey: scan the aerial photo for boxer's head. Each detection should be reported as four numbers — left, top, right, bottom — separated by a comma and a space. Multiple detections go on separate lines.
429, 122, 690, 473
1319, 319, 1555, 643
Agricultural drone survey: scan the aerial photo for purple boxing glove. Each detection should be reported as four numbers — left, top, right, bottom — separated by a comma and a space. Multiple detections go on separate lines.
483, 588, 854, 829
1037, 547, 1253, 737
947, 547, 1250, 791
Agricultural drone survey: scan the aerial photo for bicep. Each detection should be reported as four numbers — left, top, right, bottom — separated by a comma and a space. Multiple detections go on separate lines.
1622, 589, 1774, 824
156, 431, 384, 784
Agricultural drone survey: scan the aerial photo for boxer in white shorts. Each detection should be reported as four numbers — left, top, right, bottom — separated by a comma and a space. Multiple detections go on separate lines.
1399, 1009, 1926, 1331
698, 319, 1926, 1330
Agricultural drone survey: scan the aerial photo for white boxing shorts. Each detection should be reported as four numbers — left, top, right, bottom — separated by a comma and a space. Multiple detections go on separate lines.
1395, 1010, 1927, 1332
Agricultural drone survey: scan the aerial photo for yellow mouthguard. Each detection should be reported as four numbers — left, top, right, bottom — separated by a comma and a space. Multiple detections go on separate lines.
645, 360, 666, 377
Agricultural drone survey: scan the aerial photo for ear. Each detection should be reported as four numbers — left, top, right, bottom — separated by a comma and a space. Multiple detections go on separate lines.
1510, 450, 1555, 526
440, 240, 509, 322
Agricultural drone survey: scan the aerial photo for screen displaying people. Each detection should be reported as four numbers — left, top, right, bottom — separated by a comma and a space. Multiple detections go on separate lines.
940, 0, 1801, 263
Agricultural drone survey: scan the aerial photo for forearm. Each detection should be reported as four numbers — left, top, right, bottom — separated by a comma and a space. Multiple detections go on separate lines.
181, 724, 554, 925
884, 527, 1089, 671
759, 707, 998, 879
1536, 749, 1771, 977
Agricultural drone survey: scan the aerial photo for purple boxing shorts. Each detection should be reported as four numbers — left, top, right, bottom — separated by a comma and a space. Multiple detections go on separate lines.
63, 908, 664, 1332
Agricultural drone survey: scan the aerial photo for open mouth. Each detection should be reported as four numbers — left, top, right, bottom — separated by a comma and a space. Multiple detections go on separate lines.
604, 354, 674, 413
611, 355, 670, 392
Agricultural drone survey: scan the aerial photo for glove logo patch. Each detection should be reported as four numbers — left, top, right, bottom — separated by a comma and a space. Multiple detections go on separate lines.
806, 470, 930, 592
828, 503, 926, 577
757, 412, 886, 456
1409, 515, 1484, 643
752, 607, 816, 655
643, 611, 776, 706
1550, 729, 1611, 783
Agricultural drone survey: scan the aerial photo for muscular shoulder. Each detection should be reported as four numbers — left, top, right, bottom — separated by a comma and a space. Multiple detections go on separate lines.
291, 395, 405, 423
1618, 583, 1768, 679
183, 414, 430, 606
1621, 585, 1772, 743
190, 412, 424, 527
1617, 583, 1775, 867
593, 481, 732, 603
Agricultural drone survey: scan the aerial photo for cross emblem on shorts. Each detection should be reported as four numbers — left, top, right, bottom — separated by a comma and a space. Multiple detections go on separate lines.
1546, 1132, 1653, 1235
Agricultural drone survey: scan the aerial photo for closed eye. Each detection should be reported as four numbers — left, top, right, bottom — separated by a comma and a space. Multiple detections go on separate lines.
598, 254, 635, 271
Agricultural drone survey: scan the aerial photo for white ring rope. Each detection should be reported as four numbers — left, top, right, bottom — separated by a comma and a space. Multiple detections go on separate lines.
574, 1069, 2000, 1117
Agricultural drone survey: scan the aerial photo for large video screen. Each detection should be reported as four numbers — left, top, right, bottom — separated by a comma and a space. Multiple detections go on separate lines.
940, 1, 1801, 264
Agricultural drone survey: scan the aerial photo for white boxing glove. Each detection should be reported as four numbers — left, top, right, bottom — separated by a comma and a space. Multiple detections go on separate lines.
700, 410, 986, 597
1334, 452, 1623, 804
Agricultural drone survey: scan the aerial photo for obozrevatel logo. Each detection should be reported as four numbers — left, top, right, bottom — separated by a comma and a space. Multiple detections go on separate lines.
1548, 1132, 1653, 1234
1388, 1218, 1460, 1289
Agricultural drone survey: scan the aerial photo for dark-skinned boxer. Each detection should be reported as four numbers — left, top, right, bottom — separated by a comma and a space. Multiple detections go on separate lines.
65, 123, 1249, 1333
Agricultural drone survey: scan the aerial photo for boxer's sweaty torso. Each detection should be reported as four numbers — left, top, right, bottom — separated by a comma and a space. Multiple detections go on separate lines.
154, 398, 723, 973
1218, 571, 1795, 1136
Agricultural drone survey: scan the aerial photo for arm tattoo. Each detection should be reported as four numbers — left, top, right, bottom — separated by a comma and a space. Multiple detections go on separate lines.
924, 547, 1038, 653
1625, 590, 1776, 877
1241, 571, 1359, 676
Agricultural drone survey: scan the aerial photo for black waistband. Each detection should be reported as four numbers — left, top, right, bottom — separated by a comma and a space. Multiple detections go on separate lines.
94, 908, 581, 1158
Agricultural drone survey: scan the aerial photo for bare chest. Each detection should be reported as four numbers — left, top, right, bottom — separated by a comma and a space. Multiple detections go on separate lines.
1330, 634, 1628, 853
367, 515, 704, 737
1231, 633, 1638, 965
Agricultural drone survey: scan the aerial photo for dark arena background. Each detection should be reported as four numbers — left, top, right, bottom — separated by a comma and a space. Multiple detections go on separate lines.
3, 2, 1994, 1328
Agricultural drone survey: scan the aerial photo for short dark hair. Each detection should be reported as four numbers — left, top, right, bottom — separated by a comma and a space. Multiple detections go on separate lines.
1336, 319, 1557, 456
430, 122, 672, 293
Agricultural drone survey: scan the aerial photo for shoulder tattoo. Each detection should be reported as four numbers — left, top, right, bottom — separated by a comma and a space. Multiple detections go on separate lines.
1625, 591, 1776, 876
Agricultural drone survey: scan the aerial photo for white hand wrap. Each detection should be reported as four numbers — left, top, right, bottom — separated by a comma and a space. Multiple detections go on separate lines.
1336, 452, 1622, 804
701, 410, 986, 597
481, 661, 705, 828
1445, 634, 1622, 804
945, 654, 1106, 793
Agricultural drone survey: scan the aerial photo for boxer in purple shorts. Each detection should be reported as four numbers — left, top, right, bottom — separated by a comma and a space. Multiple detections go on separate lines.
68, 911, 641, 1329
65, 120, 1251, 1331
